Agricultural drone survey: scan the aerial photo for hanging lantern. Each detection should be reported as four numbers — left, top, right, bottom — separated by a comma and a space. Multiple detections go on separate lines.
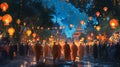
96, 26, 101, 31
109, 19, 119, 29
8, 27, 15, 36
103, 6, 108, 12
80, 20, 85, 25
96, 11, 100, 17
32, 33, 37, 38
16, 19, 21, 25
2, 14, 12, 26
26, 29, 32, 36
0, 2, 9, 12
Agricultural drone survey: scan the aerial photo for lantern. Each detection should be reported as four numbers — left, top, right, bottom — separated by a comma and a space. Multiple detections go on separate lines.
96, 26, 101, 31
0, 2, 8, 12
16, 19, 21, 25
26, 29, 32, 36
8, 27, 15, 36
109, 19, 119, 29
2, 14, 12, 26
96, 11, 100, 17
103, 6, 108, 12
23, 22, 26, 26
80, 20, 85, 25
32, 33, 36, 38
70, 24, 74, 28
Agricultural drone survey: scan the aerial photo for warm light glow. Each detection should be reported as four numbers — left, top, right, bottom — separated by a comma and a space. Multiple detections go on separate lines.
103, 6, 108, 12
32, 33, 37, 38
96, 11, 100, 17
109, 19, 119, 29
26, 29, 32, 36
0, 2, 8, 12
8, 27, 15, 36
2, 14, 12, 26
16, 19, 21, 25
70, 24, 74, 28
96, 26, 101, 31
80, 20, 85, 25
0, 16, 2, 20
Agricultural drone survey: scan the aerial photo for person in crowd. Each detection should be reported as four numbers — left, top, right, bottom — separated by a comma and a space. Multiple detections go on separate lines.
44, 42, 50, 63
78, 43, 84, 61
108, 42, 116, 61
115, 41, 120, 61
24, 43, 29, 56
4, 44, 10, 58
71, 42, 78, 62
57, 42, 62, 61
19, 43, 25, 56
9, 43, 15, 60
52, 42, 59, 63
93, 40, 98, 60
64, 41, 71, 61
33, 42, 43, 63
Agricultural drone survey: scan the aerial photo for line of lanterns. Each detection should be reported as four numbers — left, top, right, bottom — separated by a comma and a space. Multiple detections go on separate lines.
0, 2, 15, 37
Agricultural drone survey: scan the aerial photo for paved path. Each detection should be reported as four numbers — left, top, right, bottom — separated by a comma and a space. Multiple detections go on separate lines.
0, 55, 120, 67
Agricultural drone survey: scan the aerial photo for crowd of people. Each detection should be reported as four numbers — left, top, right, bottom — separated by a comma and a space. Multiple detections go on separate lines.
0, 37, 120, 64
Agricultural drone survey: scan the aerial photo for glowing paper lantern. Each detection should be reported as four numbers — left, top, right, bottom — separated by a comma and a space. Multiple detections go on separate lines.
8, 27, 15, 36
0, 2, 8, 12
80, 20, 85, 25
16, 19, 21, 25
32, 33, 36, 38
2, 14, 12, 26
96, 26, 101, 31
109, 19, 119, 29
96, 11, 100, 17
26, 29, 32, 36
103, 6, 108, 12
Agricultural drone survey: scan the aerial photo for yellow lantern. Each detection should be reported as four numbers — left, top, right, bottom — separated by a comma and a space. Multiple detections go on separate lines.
96, 26, 101, 31
26, 29, 32, 36
2, 14, 12, 26
0, 2, 9, 12
32, 33, 36, 38
8, 27, 15, 36
109, 19, 119, 29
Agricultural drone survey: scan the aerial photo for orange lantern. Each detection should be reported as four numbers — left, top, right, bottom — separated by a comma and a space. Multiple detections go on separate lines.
109, 19, 119, 29
8, 27, 15, 36
16, 19, 21, 25
32, 33, 36, 38
0, 2, 9, 12
26, 29, 32, 36
96, 11, 100, 17
80, 20, 85, 25
103, 6, 108, 12
96, 26, 101, 31
2, 14, 12, 26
